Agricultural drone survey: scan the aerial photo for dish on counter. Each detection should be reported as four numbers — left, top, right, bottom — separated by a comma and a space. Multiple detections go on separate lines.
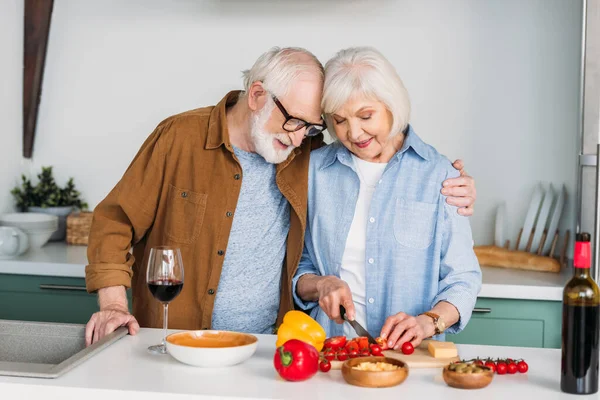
341, 356, 408, 388
165, 330, 258, 367
442, 362, 494, 389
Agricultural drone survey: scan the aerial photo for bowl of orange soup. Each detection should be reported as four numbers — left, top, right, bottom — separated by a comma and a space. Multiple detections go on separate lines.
165, 330, 258, 367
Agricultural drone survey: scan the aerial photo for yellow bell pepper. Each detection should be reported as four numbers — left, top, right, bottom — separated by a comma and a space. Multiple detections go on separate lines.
276, 310, 326, 352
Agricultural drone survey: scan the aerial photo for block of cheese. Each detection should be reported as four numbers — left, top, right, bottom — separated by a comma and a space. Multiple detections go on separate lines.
427, 341, 458, 358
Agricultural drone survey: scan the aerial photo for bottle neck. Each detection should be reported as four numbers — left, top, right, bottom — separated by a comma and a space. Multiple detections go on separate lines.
574, 241, 591, 273
574, 267, 590, 278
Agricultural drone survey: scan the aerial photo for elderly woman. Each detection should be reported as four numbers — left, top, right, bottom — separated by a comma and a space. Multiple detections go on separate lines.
293, 47, 481, 351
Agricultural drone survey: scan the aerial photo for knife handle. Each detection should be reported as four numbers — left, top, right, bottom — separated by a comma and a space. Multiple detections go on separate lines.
340, 304, 348, 321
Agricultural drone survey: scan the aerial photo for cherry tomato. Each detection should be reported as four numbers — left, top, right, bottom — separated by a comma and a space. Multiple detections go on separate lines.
324, 336, 347, 350
474, 359, 484, 366
370, 344, 383, 356
507, 362, 517, 374
345, 341, 359, 352
323, 350, 335, 361
375, 337, 390, 350
336, 349, 348, 361
484, 361, 496, 373
349, 350, 359, 358
319, 360, 331, 373
401, 342, 414, 355
496, 362, 507, 375
360, 349, 371, 357
517, 360, 528, 374
357, 337, 369, 350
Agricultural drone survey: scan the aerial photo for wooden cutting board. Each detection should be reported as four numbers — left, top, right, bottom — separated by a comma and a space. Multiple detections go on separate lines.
326, 340, 459, 370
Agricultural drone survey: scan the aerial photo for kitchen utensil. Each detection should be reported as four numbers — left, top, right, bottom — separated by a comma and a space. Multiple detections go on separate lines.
341, 356, 408, 388
542, 184, 566, 256
529, 183, 555, 253
0, 227, 29, 259
442, 364, 494, 389
325, 339, 460, 370
340, 305, 376, 345
494, 202, 507, 248
165, 330, 258, 368
474, 245, 560, 273
517, 184, 543, 251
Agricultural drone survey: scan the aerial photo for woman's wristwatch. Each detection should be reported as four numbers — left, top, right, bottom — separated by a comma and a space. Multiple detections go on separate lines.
419, 312, 446, 335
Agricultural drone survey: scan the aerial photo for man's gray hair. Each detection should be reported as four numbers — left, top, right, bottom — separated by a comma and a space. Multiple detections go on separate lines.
322, 47, 411, 139
242, 47, 324, 98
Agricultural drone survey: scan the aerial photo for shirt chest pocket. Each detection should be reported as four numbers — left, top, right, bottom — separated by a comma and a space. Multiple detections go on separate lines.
165, 184, 208, 244
393, 198, 438, 249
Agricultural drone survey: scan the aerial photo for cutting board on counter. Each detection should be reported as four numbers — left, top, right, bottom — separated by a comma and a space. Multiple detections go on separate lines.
325, 340, 459, 370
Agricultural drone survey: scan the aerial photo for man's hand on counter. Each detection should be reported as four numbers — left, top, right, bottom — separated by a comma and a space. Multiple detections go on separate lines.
85, 286, 140, 346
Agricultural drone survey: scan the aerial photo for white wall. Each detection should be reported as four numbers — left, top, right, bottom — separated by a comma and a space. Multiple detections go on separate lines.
1, 0, 583, 248
0, 0, 24, 214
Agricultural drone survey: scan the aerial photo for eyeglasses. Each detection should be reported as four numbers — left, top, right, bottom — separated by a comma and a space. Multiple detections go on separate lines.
271, 95, 326, 137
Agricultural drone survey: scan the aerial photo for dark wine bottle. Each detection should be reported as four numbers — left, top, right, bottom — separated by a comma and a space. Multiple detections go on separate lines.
561, 232, 600, 394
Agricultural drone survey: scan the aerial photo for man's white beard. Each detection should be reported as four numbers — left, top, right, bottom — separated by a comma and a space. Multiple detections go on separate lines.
250, 99, 295, 164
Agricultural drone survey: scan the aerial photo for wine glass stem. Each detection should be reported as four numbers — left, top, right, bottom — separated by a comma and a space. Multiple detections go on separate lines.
162, 303, 169, 347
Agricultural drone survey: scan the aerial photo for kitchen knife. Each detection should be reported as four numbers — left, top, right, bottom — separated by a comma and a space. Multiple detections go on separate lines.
339, 305, 377, 345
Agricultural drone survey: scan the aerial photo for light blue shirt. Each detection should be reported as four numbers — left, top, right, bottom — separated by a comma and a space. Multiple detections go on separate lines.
292, 126, 482, 339
211, 146, 290, 334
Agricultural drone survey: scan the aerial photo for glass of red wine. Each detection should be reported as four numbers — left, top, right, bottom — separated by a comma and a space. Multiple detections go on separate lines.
146, 246, 184, 354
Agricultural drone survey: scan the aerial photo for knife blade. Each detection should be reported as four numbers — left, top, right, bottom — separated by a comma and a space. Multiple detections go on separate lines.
339, 305, 377, 345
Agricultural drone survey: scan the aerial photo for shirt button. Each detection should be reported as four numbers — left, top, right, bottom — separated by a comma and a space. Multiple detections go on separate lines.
208, 289, 215, 295
378, 180, 383, 184
226, 211, 233, 217
368, 298, 375, 304
217, 250, 224, 256
181, 192, 188, 198
369, 217, 375, 223
368, 258, 374, 264
234, 174, 241, 180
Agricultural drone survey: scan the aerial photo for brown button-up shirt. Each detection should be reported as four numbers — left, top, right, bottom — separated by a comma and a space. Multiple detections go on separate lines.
85, 91, 321, 330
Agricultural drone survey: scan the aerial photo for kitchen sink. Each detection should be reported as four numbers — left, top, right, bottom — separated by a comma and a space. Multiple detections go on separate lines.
0, 319, 127, 378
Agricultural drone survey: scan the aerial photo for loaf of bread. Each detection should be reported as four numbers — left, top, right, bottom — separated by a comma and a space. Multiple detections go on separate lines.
474, 245, 561, 273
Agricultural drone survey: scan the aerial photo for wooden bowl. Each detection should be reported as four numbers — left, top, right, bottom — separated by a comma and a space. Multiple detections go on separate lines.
442, 364, 494, 389
341, 356, 409, 388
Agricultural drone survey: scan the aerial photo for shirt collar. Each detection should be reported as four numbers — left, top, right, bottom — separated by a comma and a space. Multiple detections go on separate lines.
396, 125, 430, 161
205, 90, 242, 150
320, 124, 429, 170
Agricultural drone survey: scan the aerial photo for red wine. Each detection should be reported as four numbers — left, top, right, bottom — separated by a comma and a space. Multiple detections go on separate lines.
561, 304, 599, 394
561, 233, 600, 395
148, 279, 183, 303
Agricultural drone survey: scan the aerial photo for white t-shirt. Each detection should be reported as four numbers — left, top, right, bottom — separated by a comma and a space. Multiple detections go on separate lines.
340, 155, 387, 338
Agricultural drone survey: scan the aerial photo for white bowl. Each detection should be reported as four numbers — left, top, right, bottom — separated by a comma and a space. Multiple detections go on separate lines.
0, 213, 58, 224
165, 330, 258, 368
0, 213, 58, 233
27, 230, 56, 249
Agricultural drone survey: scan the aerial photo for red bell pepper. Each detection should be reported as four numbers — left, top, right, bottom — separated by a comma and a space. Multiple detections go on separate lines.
273, 339, 319, 382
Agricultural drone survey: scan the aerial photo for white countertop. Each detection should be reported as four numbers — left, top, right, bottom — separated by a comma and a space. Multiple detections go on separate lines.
478, 265, 570, 301
0, 242, 87, 278
0, 243, 570, 301
0, 328, 596, 400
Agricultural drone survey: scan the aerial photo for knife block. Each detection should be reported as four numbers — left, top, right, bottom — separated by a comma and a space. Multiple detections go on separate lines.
474, 229, 569, 273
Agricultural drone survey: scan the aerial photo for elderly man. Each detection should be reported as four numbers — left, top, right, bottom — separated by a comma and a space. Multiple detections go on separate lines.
84, 47, 477, 346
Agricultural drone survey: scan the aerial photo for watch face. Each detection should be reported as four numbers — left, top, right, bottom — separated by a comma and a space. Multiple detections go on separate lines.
438, 320, 446, 332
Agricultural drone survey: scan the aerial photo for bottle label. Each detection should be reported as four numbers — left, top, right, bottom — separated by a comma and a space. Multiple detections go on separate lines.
574, 242, 591, 269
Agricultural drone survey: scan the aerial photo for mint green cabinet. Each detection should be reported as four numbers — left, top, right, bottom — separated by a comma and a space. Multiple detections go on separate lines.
0, 274, 132, 324
448, 298, 562, 349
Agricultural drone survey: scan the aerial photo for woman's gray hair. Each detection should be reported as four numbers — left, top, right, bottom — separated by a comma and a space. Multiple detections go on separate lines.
322, 47, 411, 139
242, 47, 324, 98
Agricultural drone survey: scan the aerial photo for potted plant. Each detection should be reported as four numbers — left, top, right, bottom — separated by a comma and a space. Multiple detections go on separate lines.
11, 166, 88, 241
